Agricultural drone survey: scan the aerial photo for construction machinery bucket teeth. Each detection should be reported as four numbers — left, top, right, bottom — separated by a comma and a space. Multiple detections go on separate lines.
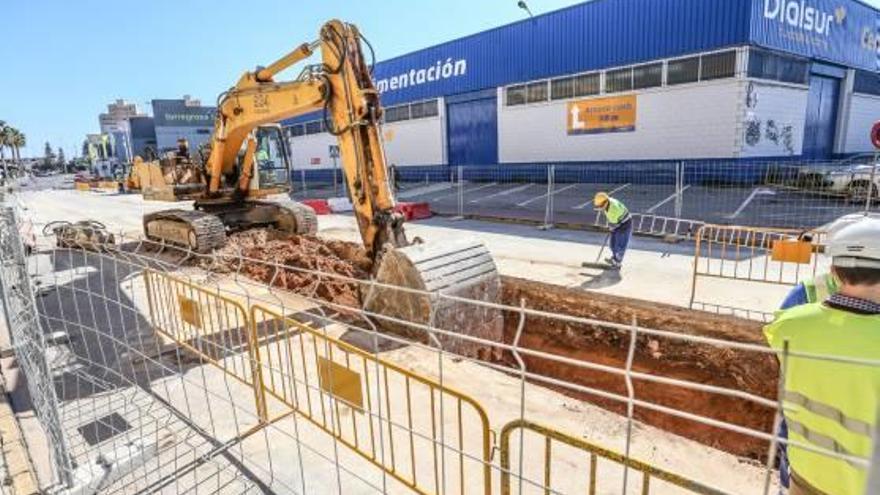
255, 199, 319, 235
362, 239, 503, 360
143, 209, 227, 253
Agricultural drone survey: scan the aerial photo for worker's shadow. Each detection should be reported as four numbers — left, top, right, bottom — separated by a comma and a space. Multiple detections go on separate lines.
577, 269, 622, 289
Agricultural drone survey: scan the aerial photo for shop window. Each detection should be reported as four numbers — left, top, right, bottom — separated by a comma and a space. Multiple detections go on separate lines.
305, 120, 324, 135
854, 70, 880, 96
410, 100, 439, 119
701, 50, 737, 81
526, 81, 549, 103
667, 56, 700, 85
606, 67, 633, 93
551, 76, 575, 100
384, 105, 411, 123
287, 125, 305, 138
633, 63, 662, 89
748, 49, 808, 85
574, 73, 600, 97
506, 85, 527, 106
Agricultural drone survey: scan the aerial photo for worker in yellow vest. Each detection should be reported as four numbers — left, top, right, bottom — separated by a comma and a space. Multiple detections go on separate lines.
593, 192, 632, 270
764, 217, 880, 494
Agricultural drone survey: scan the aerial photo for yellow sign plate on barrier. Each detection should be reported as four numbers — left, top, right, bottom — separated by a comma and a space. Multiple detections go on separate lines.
317, 356, 364, 411
178, 295, 202, 328
771, 239, 813, 264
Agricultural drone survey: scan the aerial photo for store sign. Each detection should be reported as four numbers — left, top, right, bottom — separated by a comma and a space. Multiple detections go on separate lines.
751, 0, 880, 71
567, 95, 637, 135
152, 100, 216, 128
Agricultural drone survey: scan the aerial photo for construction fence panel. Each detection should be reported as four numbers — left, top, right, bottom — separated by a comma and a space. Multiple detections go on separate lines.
689, 224, 827, 321
0, 206, 74, 486
499, 419, 725, 495
250, 304, 492, 495
334, 158, 880, 236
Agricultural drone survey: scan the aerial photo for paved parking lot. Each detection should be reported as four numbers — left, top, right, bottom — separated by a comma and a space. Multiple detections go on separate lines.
292, 179, 877, 230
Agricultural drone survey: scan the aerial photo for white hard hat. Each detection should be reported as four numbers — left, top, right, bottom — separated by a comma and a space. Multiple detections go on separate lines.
828, 217, 880, 269
826, 212, 880, 236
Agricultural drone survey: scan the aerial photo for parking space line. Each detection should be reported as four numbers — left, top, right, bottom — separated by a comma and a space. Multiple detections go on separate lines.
397, 182, 454, 199
571, 183, 631, 209
517, 183, 578, 207
727, 187, 776, 219
432, 182, 498, 201
469, 183, 533, 203
646, 185, 691, 213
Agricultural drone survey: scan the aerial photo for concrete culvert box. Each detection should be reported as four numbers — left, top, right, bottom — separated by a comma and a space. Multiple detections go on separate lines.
363, 239, 504, 360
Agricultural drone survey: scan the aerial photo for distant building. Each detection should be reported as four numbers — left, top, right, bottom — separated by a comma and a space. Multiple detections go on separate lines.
128, 116, 157, 159
99, 99, 145, 162
151, 95, 216, 154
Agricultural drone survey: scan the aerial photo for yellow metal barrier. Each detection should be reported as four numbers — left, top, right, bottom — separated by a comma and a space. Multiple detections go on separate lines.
689, 224, 824, 319
250, 304, 491, 495
74, 182, 91, 191
143, 270, 268, 420
499, 419, 725, 495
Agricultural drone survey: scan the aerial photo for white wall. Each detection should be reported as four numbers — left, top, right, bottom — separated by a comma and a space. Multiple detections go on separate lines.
289, 112, 445, 170
843, 93, 880, 153
498, 80, 743, 162
737, 81, 808, 158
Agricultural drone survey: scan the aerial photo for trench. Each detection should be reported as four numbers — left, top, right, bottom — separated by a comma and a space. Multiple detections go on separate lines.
211, 230, 778, 460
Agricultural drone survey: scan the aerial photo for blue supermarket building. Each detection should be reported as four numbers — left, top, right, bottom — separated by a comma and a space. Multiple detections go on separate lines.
285, 0, 880, 170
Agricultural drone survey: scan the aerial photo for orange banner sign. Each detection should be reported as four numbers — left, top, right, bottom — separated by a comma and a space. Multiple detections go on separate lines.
567, 95, 637, 135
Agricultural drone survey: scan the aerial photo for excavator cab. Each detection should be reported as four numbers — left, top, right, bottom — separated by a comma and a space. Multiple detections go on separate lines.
250, 125, 292, 192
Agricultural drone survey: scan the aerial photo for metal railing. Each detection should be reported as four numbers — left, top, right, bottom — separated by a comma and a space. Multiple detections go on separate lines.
291, 159, 879, 236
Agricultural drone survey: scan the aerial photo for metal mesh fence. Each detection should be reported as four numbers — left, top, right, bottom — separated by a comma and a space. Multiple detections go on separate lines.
2, 195, 880, 494
293, 158, 879, 237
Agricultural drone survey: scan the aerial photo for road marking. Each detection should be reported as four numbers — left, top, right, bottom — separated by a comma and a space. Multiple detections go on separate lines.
469, 183, 533, 203
646, 185, 691, 213
517, 183, 578, 207
571, 183, 631, 209
432, 182, 498, 201
727, 187, 776, 219
397, 182, 453, 199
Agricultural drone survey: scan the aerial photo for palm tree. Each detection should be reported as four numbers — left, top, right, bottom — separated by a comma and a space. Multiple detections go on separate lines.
10, 129, 25, 168
0, 121, 8, 179
1, 126, 16, 178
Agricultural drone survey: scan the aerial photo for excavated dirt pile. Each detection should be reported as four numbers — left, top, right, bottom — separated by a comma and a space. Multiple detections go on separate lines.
210, 229, 778, 460
209, 230, 371, 309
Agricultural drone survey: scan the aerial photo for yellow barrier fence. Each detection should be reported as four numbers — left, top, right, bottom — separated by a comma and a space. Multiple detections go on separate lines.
499, 419, 725, 495
143, 269, 268, 420
689, 224, 825, 320
250, 304, 492, 495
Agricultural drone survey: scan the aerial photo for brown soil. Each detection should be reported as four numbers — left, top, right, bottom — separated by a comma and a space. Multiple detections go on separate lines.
209, 230, 371, 309
212, 230, 778, 459
500, 276, 778, 459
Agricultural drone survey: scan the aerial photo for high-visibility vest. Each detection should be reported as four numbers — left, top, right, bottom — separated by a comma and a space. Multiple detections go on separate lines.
764, 304, 880, 495
605, 198, 630, 225
803, 273, 840, 304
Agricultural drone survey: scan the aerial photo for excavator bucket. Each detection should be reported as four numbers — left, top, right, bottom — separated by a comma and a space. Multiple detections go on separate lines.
362, 239, 503, 360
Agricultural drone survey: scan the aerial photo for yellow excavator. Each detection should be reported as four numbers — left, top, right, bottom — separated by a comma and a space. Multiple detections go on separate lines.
140, 20, 503, 353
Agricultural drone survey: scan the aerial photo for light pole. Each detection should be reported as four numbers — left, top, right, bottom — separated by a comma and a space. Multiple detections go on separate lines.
517, 0, 534, 18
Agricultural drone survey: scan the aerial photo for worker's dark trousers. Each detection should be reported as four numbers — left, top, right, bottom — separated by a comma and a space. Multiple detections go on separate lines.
610, 219, 633, 264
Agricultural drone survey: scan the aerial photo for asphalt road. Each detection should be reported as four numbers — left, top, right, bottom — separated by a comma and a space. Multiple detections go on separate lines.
291, 179, 877, 230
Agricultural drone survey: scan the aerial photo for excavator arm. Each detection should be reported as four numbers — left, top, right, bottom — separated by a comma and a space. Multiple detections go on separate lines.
206, 20, 405, 259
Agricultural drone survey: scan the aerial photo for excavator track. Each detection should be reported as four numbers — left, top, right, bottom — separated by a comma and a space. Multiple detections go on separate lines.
143, 209, 227, 253
254, 198, 318, 235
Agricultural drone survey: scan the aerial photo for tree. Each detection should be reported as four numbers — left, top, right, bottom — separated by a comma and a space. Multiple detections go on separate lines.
56, 147, 65, 170
1, 125, 17, 178
11, 130, 26, 167
0, 121, 7, 179
43, 141, 54, 167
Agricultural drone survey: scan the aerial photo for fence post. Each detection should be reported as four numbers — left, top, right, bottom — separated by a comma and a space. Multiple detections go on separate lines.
452, 165, 464, 220
675, 161, 684, 219
540, 165, 555, 230
867, 152, 879, 214
300, 169, 307, 197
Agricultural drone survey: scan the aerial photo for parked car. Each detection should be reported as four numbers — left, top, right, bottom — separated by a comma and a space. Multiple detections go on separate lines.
794, 154, 874, 190
825, 163, 880, 201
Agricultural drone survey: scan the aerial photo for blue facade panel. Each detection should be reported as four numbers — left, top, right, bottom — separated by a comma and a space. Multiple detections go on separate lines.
803, 74, 841, 158
750, 0, 880, 71
446, 92, 498, 166
373, 0, 753, 106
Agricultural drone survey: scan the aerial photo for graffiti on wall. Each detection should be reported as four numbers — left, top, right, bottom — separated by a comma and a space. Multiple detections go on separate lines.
743, 82, 796, 155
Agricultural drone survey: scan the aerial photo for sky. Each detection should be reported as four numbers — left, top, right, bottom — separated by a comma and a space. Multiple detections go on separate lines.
0, 0, 583, 158
3, 0, 880, 158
